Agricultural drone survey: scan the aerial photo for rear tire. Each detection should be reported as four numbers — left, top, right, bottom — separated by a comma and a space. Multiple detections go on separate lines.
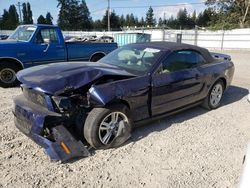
84, 104, 132, 149
202, 80, 225, 110
0, 62, 20, 88
90, 54, 105, 62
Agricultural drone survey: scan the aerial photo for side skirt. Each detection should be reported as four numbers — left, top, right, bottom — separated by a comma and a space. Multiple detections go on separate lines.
133, 100, 204, 127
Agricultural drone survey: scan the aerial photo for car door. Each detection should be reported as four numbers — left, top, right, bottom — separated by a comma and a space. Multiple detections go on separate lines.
151, 50, 207, 116
30, 28, 66, 65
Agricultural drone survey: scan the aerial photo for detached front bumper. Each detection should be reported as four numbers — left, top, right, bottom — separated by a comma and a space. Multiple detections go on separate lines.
13, 95, 90, 162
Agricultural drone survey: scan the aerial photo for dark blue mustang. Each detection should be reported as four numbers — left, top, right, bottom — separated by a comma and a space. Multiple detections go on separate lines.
13, 42, 234, 161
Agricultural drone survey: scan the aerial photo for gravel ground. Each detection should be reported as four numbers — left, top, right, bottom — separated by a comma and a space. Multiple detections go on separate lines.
0, 51, 250, 188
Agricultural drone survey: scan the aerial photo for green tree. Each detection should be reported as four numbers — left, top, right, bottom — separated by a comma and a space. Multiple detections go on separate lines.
120, 14, 125, 27
45, 12, 53, 25
7, 5, 19, 29
146, 6, 155, 27
139, 17, 145, 27
22, 2, 33, 24
78, 0, 92, 30
27, 2, 33, 24
1, 10, 9, 29
102, 10, 121, 30
206, 0, 250, 28
129, 13, 136, 26
57, 0, 69, 30
196, 8, 215, 28
22, 3, 28, 24
0, 5, 19, 29
158, 17, 163, 27
57, 0, 93, 30
37, 15, 46, 24
125, 14, 130, 26
177, 8, 188, 29
192, 11, 196, 22
166, 16, 178, 29
93, 19, 102, 30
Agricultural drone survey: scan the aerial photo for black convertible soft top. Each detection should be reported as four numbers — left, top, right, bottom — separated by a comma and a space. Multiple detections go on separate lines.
128, 41, 215, 63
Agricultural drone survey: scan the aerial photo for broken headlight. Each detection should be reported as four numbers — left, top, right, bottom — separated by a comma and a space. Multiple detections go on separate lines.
52, 96, 72, 112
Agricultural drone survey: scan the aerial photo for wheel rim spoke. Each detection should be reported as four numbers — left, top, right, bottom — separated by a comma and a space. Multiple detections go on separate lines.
103, 131, 112, 144
99, 111, 128, 145
111, 112, 119, 123
100, 122, 110, 130
210, 84, 223, 107
0, 68, 16, 84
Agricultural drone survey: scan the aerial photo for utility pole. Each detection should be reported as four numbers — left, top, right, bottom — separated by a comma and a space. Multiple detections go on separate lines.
107, 0, 110, 31
16, 2, 22, 23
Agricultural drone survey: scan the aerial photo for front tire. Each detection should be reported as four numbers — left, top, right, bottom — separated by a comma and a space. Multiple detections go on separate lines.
0, 63, 20, 88
202, 80, 225, 110
84, 104, 132, 149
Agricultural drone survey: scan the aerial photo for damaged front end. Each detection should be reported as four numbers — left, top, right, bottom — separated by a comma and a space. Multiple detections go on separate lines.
13, 86, 92, 162
13, 77, 133, 161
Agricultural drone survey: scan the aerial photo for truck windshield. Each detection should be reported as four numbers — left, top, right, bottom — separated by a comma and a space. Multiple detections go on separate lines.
99, 45, 164, 76
9, 25, 36, 41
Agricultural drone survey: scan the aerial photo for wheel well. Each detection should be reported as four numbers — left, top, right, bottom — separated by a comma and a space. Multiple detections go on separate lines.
0, 58, 23, 71
106, 99, 131, 110
90, 52, 106, 61
218, 77, 227, 89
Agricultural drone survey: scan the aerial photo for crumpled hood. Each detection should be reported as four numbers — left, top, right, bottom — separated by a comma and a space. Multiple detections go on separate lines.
17, 62, 135, 95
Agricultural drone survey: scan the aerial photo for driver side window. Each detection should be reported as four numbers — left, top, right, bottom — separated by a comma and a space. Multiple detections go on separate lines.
35, 28, 59, 44
159, 50, 206, 74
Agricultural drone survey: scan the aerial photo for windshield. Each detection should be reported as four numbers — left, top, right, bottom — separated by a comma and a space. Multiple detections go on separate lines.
9, 25, 36, 41
99, 45, 164, 75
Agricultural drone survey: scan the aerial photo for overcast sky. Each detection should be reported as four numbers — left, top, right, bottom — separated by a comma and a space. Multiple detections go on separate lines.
0, 0, 206, 24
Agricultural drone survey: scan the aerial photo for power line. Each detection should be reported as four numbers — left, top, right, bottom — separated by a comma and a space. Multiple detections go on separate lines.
112, 2, 204, 9
92, 2, 204, 13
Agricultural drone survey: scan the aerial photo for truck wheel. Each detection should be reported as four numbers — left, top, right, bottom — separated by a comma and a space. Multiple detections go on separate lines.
84, 104, 132, 149
202, 80, 225, 110
0, 63, 20, 88
90, 54, 105, 62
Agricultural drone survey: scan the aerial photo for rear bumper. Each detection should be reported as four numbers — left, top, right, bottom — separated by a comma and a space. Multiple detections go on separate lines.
13, 95, 90, 162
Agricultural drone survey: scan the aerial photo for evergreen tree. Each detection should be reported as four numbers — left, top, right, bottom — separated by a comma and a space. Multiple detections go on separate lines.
0, 5, 19, 29
57, 0, 70, 30
130, 13, 136, 26
139, 17, 145, 27
196, 8, 216, 28
57, 0, 93, 31
45, 12, 53, 25
177, 8, 188, 29
125, 14, 130, 27
22, 3, 28, 24
37, 15, 46, 24
120, 15, 125, 27
158, 17, 163, 27
102, 10, 121, 31
7, 5, 19, 29
191, 10, 197, 24
1, 10, 9, 29
93, 19, 102, 30
78, 0, 92, 30
146, 6, 155, 27
27, 2, 33, 24
206, 0, 250, 28
22, 2, 33, 24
